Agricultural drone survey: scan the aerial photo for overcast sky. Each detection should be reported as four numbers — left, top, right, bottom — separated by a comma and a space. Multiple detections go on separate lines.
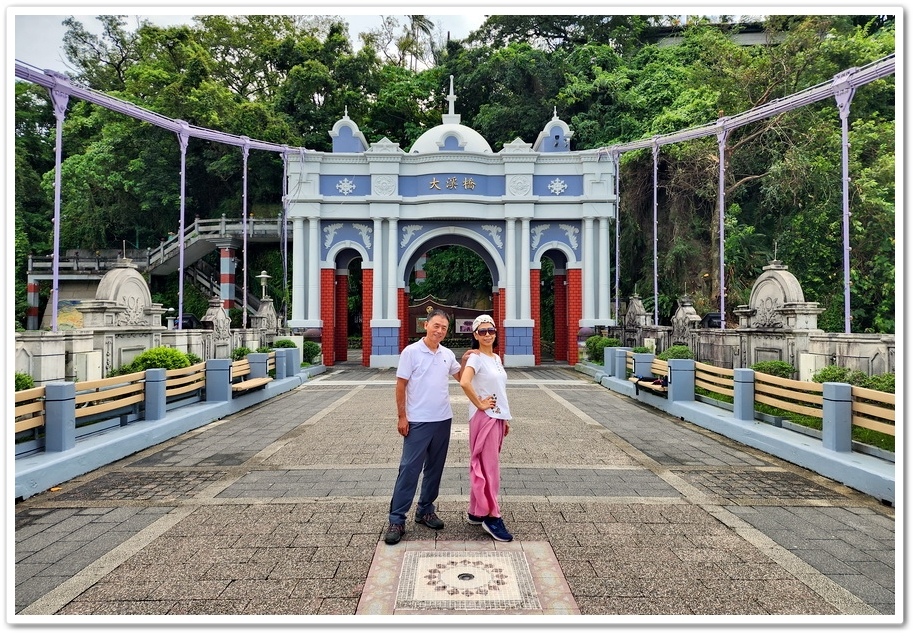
11, 6, 489, 72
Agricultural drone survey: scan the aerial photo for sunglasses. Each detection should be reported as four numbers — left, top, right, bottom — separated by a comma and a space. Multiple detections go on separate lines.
476, 328, 497, 336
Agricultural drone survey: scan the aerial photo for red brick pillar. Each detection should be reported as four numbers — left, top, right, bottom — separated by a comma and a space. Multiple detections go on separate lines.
566, 269, 583, 365
399, 289, 409, 351
335, 272, 349, 362
320, 268, 336, 366
26, 280, 40, 330
554, 274, 567, 362
362, 268, 373, 366
530, 269, 541, 365
219, 247, 237, 309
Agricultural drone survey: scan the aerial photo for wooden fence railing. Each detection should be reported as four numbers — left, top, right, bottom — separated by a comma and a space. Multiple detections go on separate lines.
74, 370, 146, 423
850, 385, 895, 437
694, 361, 735, 397
621, 352, 894, 437
14, 386, 45, 436
165, 362, 207, 400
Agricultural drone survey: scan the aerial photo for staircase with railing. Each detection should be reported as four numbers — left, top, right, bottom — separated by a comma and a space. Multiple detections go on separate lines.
27, 214, 290, 318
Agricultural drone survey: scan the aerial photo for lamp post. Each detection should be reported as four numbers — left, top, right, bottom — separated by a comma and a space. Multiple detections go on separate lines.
256, 270, 271, 300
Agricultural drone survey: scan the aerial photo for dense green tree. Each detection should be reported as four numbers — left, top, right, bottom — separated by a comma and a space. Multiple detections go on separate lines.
12, 14, 895, 334
410, 246, 492, 308
467, 15, 658, 54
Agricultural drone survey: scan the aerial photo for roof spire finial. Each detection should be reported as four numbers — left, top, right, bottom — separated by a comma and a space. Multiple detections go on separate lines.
447, 75, 456, 116
442, 75, 461, 125
344, 105, 348, 118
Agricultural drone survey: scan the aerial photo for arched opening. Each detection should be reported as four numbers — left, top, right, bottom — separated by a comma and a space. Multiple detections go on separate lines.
401, 235, 500, 352
537, 250, 571, 364
323, 247, 363, 366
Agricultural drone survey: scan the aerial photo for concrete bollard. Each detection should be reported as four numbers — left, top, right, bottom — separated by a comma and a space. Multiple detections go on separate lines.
614, 348, 632, 381
732, 368, 756, 421
602, 347, 616, 376
144, 368, 167, 421
44, 382, 76, 452
667, 359, 695, 402
632, 353, 655, 379
822, 382, 853, 452
286, 346, 301, 376
273, 349, 288, 380
205, 358, 232, 403
248, 353, 269, 378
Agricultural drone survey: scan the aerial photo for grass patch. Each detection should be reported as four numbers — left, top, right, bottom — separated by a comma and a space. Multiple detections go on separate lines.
694, 388, 893, 453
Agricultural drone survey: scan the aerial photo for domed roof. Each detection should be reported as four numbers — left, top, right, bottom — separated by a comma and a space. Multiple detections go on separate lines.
410, 122, 492, 154
409, 76, 492, 154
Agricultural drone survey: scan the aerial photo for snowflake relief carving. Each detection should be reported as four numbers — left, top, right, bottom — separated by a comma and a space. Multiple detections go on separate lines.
401, 224, 423, 247
531, 224, 549, 249
508, 175, 530, 196
548, 178, 568, 195
374, 175, 396, 196
481, 224, 503, 248
336, 178, 356, 195
324, 223, 343, 248
353, 223, 372, 249
559, 223, 579, 249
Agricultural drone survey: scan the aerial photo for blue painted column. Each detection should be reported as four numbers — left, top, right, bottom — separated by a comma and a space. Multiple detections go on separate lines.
44, 382, 75, 452
205, 358, 232, 403
822, 382, 853, 452
273, 349, 287, 380
732, 368, 755, 421
614, 348, 632, 380
667, 359, 695, 402
248, 353, 269, 378
286, 346, 301, 376
144, 368, 167, 421
602, 347, 616, 375
632, 353, 654, 379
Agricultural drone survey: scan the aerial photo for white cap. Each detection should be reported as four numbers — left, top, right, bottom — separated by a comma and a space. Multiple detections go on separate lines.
472, 314, 495, 332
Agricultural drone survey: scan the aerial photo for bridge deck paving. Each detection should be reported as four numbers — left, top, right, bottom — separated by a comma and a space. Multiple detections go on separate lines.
12, 364, 898, 628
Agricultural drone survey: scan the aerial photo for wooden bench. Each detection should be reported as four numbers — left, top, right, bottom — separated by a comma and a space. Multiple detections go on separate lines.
230, 359, 272, 394
628, 358, 670, 396
629, 376, 668, 396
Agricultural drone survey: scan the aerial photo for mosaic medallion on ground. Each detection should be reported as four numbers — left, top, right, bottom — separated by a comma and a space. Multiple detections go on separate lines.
673, 467, 849, 500
358, 541, 578, 615
396, 551, 539, 611
52, 470, 227, 501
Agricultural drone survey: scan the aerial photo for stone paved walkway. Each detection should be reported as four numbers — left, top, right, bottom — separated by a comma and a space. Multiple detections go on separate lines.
12, 364, 898, 628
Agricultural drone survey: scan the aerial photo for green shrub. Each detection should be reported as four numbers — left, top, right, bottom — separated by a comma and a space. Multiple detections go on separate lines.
302, 341, 321, 365
812, 365, 894, 393
130, 347, 191, 371
109, 364, 140, 377
186, 352, 203, 365
15, 372, 34, 391
585, 335, 622, 362
631, 346, 652, 354
862, 373, 895, 394
751, 360, 796, 379
256, 346, 273, 353
232, 347, 252, 361
657, 345, 693, 361
811, 365, 851, 383
272, 339, 297, 348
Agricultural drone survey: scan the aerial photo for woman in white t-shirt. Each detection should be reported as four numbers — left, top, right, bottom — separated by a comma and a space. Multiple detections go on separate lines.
458, 314, 513, 542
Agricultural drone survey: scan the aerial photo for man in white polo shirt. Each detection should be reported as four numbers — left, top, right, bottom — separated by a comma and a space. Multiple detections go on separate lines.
384, 309, 462, 545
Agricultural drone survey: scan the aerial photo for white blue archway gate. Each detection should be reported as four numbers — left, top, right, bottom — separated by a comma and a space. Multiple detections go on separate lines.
285, 79, 615, 367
